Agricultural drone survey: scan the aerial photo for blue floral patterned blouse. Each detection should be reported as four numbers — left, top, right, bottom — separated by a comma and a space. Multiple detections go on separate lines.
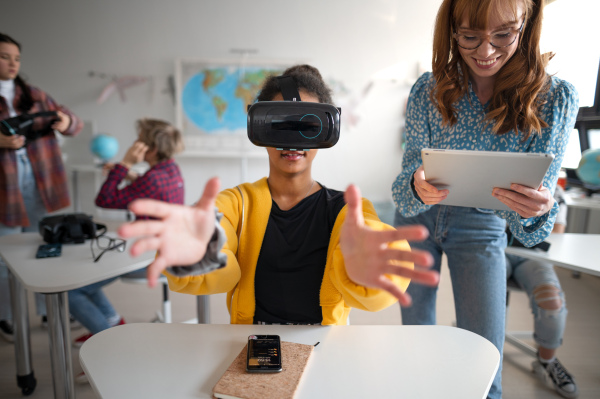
392, 72, 579, 247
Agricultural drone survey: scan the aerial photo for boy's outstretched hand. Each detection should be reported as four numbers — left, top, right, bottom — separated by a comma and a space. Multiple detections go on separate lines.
340, 184, 439, 307
118, 177, 221, 287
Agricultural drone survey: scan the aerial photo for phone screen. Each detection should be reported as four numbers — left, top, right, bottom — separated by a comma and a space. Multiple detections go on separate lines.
35, 243, 62, 259
246, 335, 282, 373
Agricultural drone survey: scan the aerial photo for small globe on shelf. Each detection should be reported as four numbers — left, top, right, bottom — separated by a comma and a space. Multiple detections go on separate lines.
576, 148, 600, 186
90, 134, 119, 163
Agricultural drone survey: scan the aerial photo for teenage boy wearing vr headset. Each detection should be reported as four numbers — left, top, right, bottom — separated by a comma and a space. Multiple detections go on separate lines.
119, 64, 439, 326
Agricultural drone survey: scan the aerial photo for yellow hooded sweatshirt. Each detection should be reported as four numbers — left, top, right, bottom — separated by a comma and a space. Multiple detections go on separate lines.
165, 177, 413, 325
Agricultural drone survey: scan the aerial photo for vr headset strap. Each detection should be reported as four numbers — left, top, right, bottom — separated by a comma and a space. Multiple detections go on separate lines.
277, 76, 301, 102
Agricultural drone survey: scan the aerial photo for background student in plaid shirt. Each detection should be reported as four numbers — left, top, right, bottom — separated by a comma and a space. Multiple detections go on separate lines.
68, 118, 184, 381
0, 32, 83, 342
94, 118, 185, 211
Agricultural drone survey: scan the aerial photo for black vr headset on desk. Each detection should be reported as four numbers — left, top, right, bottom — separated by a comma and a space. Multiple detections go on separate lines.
247, 76, 341, 150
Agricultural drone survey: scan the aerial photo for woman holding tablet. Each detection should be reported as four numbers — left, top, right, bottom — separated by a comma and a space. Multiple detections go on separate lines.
391, 1, 578, 398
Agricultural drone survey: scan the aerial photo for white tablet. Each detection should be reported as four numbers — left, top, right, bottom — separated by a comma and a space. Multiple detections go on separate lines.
421, 148, 554, 211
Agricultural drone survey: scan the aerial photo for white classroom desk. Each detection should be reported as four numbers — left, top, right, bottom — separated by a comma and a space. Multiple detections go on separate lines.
80, 323, 500, 399
504, 233, 600, 277
563, 194, 600, 235
563, 194, 600, 211
0, 232, 154, 398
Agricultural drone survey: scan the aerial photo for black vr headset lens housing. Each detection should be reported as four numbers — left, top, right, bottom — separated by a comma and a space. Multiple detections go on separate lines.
247, 101, 341, 150
247, 75, 341, 150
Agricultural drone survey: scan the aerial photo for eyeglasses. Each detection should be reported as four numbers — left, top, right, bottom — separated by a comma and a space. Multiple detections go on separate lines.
90, 234, 126, 263
453, 20, 525, 50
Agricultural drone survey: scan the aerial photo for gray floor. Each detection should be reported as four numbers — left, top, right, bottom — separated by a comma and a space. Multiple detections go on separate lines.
1, 260, 599, 398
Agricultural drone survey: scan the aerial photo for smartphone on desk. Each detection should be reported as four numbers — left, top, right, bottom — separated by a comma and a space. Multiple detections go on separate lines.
246, 335, 282, 373
35, 243, 62, 259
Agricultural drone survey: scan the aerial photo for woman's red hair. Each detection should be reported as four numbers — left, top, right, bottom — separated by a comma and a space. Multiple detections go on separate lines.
431, 0, 551, 139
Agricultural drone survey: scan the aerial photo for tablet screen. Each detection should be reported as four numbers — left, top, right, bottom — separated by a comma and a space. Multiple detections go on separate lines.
421, 149, 554, 211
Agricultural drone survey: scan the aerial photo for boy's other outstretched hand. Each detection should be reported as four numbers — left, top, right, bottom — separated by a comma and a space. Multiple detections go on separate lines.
118, 177, 221, 287
340, 184, 439, 307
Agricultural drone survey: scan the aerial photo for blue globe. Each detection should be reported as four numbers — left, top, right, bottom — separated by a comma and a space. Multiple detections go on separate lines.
90, 134, 119, 162
576, 148, 600, 186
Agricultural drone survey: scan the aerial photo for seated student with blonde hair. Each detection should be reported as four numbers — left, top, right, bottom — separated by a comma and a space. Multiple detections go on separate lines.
119, 65, 439, 327
70, 118, 184, 355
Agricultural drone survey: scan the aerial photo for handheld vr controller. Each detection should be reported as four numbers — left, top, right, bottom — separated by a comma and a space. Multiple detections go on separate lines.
246, 76, 341, 150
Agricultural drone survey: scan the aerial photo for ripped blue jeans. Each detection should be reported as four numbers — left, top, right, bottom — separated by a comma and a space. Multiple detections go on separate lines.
505, 253, 568, 350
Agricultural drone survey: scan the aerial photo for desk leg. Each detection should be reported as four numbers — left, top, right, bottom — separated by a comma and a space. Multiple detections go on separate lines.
196, 295, 210, 324
46, 292, 75, 399
8, 270, 37, 396
566, 207, 588, 279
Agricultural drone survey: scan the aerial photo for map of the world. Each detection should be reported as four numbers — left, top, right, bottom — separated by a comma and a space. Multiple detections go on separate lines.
181, 66, 283, 134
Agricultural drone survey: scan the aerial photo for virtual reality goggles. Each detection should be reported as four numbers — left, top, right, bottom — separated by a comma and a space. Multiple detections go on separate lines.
247, 76, 341, 150
0, 111, 58, 147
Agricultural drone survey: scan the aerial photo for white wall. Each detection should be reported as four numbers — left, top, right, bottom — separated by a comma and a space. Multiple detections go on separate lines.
2, 0, 440, 204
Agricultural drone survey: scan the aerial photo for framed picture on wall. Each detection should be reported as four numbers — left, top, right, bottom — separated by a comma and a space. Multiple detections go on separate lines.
174, 58, 290, 153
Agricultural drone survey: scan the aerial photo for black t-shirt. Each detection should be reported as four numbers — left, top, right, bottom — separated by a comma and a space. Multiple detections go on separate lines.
253, 185, 345, 324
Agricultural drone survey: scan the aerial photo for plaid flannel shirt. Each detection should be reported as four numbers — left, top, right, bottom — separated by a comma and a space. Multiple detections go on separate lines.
95, 159, 184, 217
0, 84, 83, 227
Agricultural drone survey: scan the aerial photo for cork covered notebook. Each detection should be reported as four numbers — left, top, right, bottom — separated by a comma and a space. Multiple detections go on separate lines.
213, 341, 314, 399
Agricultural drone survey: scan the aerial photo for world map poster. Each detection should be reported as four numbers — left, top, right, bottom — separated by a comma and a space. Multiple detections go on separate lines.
176, 60, 287, 137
